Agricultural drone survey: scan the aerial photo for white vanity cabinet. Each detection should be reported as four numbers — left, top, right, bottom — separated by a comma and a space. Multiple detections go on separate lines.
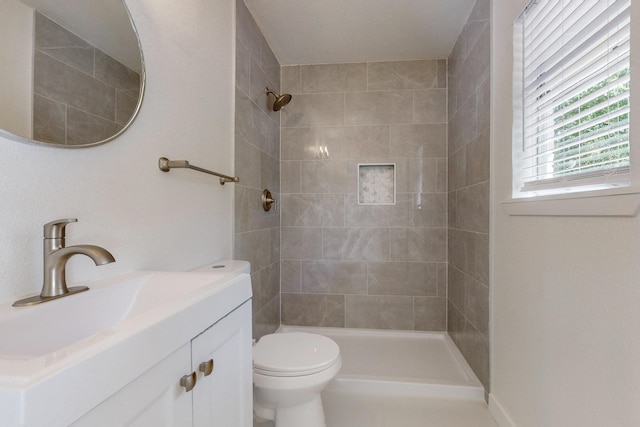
69, 343, 194, 426
70, 300, 252, 427
192, 300, 252, 426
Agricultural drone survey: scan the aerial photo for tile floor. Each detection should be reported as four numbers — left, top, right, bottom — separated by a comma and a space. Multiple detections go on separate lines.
254, 390, 498, 427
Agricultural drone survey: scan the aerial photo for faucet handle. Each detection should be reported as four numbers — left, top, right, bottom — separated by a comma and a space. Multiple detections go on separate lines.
44, 218, 78, 239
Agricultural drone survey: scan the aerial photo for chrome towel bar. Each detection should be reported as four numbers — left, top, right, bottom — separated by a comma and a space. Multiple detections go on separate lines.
158, 157, 239, 185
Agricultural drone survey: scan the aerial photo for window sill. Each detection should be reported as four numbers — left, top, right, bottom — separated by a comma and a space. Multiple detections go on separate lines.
502, 189, 640, 217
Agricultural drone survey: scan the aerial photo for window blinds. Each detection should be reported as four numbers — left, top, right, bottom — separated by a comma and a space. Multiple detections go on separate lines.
519, 0, 631, 192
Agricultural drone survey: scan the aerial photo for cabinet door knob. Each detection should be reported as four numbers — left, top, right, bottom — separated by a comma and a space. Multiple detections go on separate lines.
180, 371, 197, 392
199, 359, 214, 376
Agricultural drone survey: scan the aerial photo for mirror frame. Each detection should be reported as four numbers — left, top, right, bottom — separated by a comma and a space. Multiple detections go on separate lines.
0, 0, 146, 149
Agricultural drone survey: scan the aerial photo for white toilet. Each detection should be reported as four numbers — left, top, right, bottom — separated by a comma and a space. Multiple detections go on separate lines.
253, 332, 342, 427
193, 261, 341, 426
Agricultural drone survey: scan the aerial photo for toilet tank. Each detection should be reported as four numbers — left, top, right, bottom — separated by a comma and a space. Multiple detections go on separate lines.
192, 260, 251, 274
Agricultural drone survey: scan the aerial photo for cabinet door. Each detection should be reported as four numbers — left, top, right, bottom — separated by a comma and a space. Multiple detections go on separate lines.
191, 301, 252, 427
70, 343, 193, 427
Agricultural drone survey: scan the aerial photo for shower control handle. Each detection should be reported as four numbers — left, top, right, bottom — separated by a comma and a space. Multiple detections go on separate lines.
262, 189, 277, 212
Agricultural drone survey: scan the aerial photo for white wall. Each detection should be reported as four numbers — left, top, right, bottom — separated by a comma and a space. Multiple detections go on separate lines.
490, 1, 640, 426
0, 0, 235, 305
0, 0, 33, 137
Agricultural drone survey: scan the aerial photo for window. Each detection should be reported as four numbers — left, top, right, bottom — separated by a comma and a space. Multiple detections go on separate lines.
512, 0, 632, 199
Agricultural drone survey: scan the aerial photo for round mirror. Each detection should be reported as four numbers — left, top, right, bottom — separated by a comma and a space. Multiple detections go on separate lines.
0, 0, 145, 148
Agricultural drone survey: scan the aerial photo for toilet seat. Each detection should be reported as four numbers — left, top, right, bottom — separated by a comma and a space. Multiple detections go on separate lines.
253, 332, 340, 377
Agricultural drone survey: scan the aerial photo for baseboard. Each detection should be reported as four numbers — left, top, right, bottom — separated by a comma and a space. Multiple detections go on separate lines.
488, 393, 517, 427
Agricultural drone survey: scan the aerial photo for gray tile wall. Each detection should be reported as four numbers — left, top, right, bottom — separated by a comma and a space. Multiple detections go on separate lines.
447, 0, 491, 392
234, 0, 281, 340
33, 13, 140, 145
280, 59, 448, 331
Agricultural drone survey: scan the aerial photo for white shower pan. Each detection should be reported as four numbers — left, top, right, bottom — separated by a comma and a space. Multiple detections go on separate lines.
277, 326, 484, 401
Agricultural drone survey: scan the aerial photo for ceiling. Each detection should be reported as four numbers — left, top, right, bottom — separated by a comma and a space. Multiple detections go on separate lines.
244, 0, 476, 65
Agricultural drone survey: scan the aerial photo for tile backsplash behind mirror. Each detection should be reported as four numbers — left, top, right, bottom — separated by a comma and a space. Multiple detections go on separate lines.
33, 12, 140, 145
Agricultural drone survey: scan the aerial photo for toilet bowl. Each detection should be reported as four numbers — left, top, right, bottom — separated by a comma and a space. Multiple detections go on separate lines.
192, 261, 341, 426
253, 332, 341, 427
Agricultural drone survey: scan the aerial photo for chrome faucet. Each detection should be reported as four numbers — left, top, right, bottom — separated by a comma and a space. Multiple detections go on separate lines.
13, 219, 115, 307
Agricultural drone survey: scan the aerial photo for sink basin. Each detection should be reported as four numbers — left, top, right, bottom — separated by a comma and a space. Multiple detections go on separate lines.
0, 271, 244, 358
0, 270, 252, 426
0, 275, 142, 358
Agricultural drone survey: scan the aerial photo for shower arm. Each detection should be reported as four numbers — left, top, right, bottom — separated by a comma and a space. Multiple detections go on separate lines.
265, 87, 292, 111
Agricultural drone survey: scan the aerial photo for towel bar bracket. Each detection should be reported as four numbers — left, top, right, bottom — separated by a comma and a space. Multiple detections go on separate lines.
158, 157, 239, 185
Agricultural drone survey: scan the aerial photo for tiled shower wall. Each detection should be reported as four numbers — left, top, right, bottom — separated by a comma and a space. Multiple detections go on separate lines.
280, 60, 449, 331
234, 0, 281, 340
33, 13, 140, 146
447, 0, 491, 391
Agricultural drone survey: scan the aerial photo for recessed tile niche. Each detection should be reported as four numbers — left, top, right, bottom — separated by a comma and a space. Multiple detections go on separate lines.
358, 163, 396, 205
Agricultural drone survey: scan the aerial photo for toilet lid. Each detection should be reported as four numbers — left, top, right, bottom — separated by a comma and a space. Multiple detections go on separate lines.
253, 333, 340, 376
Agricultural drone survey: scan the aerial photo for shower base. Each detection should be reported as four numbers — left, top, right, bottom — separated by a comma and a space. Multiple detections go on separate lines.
276, 326, 484, 401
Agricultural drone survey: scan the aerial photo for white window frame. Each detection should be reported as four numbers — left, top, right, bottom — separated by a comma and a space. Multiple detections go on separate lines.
503, 0, 640, 216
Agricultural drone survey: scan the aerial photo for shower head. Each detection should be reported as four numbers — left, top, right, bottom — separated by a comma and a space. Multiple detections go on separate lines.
265, 87, 292, 111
